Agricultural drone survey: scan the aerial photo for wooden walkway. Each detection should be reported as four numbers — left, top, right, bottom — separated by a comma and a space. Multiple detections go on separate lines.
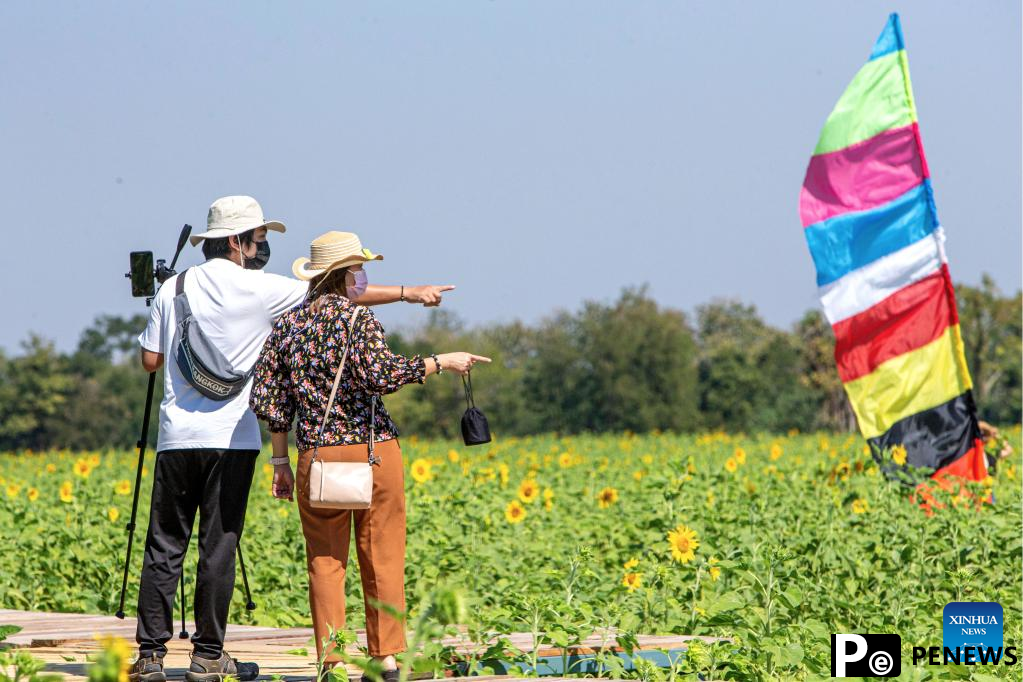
0, 609, 726, 681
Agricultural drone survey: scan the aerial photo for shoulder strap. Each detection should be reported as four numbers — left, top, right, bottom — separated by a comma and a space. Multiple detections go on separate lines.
175, 268, 188, 296
312, 305, 366, 462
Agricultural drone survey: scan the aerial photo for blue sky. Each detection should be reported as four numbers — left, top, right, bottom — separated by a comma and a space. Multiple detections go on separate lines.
1, 1, 1019, 352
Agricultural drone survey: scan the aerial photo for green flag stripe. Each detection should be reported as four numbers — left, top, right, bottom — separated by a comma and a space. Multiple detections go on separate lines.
814, 51, 916, 155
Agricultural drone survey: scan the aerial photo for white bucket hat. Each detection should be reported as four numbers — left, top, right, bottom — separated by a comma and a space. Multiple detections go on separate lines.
292, 231, 383, 280
189, 195, 286, 246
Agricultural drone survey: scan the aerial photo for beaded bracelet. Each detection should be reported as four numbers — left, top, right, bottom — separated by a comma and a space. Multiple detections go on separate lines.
430, 353, 442, 374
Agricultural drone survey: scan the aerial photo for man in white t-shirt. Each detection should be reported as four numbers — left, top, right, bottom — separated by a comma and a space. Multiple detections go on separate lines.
131, 196, 452, 682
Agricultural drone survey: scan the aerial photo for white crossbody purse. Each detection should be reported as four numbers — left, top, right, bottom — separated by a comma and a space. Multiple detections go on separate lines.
307, 305, 380, 509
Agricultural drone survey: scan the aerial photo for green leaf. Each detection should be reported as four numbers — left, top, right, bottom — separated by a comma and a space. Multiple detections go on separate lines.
0, 625, 22, 642
546, 629, 570, 648
801, 619, 828, 640
775, 642, 803, 667
704, 591, 745, 616
778, 586, 803, 609
971, 674, 1003, 682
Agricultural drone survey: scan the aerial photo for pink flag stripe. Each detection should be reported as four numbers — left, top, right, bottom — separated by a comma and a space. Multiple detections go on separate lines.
800, 123, 928, 227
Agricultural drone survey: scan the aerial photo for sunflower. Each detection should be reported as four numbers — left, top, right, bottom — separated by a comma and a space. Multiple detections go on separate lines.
641, 454, 654, 465
114, 480, 132, 496
623, 557, 640, 570
891, 444, 908, 466
45, 463, 57, 474
27, 487, 39, 502
724, 458, 738, 473
667, 524, 699, 563
557, 452, 573, 468
498, 463, 510, 485
770, 443, 783, 461
6, 484, 20, 499
448, 449, 460, 463
108, 507, 120, 523
705, 489, 716, 509
73, 459, 92, 478
621, 572, 643, 592
633, 470, 644, 481
505, 500, 526, 524
543, 488, 554, 511
410, 458, 432, 484
517, 479, 539, 504
708, 557, 721, 581
596, 487, 619, 509
92, 634, 131, 682
59, 481, 74, 503
851, 499, 868, 514
87, 453, 101, 468
733, 447, 747, 465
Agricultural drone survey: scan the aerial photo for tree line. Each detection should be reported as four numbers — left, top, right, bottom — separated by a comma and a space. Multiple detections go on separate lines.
1, 277, 1018, 451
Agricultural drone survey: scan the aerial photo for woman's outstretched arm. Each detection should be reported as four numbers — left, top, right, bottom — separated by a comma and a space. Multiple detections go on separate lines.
352, 284, 456, 307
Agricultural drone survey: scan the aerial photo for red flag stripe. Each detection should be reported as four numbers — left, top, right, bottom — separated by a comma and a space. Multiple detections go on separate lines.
833, 264, 957, 382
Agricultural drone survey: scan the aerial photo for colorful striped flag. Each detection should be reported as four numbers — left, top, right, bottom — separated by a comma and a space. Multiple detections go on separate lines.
799, 14, 987, 483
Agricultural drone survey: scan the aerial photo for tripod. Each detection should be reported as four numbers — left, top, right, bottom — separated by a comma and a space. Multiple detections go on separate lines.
115, 224, 257, 634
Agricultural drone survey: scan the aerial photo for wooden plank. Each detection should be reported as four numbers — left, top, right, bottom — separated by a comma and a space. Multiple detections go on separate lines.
2, 609, 725, 681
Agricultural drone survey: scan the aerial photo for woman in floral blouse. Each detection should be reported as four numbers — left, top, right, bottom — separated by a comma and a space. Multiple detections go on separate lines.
249, 231, 489, 681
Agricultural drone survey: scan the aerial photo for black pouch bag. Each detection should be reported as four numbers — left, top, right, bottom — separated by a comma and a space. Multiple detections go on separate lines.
460, 372, 491, 446
173, 269, 253, 401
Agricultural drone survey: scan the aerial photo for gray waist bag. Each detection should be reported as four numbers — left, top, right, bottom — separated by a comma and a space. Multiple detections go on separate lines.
173, 269, 252, 401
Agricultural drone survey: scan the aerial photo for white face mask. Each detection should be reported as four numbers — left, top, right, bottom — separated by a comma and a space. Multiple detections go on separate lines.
347, 269, 368, 298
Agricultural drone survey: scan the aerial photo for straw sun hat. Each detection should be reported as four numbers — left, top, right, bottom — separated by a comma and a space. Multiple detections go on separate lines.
189, 195, 286, 247
292, 231, 383, 281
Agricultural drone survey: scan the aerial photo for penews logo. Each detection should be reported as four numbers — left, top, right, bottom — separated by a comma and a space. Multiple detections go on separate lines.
943, 602, 1004, 664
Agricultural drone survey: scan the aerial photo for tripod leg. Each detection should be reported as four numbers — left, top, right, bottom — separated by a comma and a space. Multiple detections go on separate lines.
178, 571, 189, 638
237, 540, 256, 611
116, 371, 157, 619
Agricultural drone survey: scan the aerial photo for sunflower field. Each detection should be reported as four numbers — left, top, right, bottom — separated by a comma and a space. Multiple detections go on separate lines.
1, 429, 1020, 680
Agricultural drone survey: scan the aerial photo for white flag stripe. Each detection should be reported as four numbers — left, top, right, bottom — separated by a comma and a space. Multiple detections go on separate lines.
818, 227, 947, 325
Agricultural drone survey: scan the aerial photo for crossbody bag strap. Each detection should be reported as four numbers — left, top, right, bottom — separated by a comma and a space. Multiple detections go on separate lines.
312, 305, 364, 462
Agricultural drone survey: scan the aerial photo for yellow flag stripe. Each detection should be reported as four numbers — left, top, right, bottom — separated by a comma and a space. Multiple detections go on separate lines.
844, 324, 972, 439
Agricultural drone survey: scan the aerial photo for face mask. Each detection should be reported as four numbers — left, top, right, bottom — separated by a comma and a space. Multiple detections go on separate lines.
346, 269, 368, 298
243, 240, 270, 270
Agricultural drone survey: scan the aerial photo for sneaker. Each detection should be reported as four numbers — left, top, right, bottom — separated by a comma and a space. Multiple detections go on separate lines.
360, 669, 400, 682
129, 653, 167, 682
184, 651, 259, 682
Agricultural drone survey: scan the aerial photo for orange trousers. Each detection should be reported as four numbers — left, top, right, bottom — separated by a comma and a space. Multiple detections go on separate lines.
296, 438, 408, 662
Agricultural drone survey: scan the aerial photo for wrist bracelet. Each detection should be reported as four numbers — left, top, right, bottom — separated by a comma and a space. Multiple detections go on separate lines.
270, 456, 290, 466
430, 353, 442, 374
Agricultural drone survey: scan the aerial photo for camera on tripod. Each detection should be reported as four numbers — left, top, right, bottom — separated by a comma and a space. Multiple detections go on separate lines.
125, 224, 192, 303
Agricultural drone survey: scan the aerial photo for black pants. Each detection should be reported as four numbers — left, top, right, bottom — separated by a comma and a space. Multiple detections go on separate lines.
136, 448, 258, 659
